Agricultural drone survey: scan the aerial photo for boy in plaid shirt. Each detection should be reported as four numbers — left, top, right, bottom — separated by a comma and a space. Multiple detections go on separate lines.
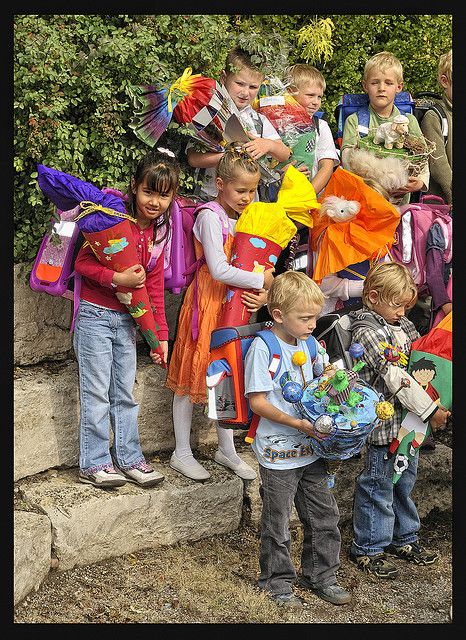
347, 263, 450, 578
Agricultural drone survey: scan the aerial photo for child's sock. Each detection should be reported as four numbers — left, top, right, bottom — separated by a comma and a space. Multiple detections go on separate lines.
172, 394, 196, 462
387, 437, 400, 458
216, 425, 242, 465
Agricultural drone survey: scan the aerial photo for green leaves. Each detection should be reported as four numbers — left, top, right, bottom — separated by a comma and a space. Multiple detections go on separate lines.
14, 13, 452, 265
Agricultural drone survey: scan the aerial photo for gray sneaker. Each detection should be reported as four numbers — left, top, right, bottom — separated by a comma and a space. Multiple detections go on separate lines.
270, 593, 303, 609
300, 577, 351, 605
79, 466, 127, 488
114, 461, 164, 487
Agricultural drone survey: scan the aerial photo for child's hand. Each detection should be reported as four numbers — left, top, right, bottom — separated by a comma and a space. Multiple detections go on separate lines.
263, 268, 275, 290
243, 134, 272, 160
429, 406, 450, 432
392, 176, 424, 196
280, 159, 311, 177
441, 302, 452, 316
296, 418, 315, 437
150, 340, 168, 367
241, 288, 268, 311
113, 264, 146, 288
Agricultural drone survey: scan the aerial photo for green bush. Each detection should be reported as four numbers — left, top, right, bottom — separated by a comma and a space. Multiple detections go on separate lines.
14, 14, 451, 265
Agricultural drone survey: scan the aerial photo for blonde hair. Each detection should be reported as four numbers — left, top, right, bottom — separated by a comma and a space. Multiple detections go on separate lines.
225, 47, 264, 80
363, 262, 417, 310
216, 142, 261, 183
438, 49, 452, 83
285, 63, 326, 92
267, 271, 325, 315
363, 51, 404, 84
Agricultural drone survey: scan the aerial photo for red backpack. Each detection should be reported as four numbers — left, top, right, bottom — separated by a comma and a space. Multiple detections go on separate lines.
391, 195, 452, 296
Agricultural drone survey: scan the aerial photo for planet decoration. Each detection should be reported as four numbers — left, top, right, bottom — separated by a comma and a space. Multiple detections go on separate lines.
375, 400, 395, 420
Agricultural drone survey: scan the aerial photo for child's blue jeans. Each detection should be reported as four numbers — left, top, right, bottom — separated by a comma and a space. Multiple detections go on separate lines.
73, 300, 145, 473
350, 444, 420, 557
258, 458, 341, 597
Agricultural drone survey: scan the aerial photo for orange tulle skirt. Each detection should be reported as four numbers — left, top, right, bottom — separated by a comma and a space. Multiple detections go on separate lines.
166, 235, 234, 405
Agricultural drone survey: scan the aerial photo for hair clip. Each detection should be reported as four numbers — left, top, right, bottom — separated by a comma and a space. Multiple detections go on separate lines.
156, 146, 176, 158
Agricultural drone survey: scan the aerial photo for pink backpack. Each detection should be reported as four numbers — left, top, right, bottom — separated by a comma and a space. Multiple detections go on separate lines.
147, 196, 229, 294
162, 198, 229, 339
391, 195, 452, 296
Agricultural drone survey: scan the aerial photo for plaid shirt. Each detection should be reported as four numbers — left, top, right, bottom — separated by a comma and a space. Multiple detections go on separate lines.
349, 307, 422, 445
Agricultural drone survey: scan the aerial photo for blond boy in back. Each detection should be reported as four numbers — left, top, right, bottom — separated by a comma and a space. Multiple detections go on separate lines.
342, 51, 429, 205
187, 47, 291, 201
420, 49, 452, 204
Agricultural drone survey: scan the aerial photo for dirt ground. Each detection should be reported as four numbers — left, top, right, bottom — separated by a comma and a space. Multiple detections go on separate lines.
14, 434, 453, 627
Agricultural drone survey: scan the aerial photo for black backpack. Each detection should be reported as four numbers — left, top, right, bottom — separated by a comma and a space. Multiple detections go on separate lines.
313, 308, 387, 370
413, 91, 449, 147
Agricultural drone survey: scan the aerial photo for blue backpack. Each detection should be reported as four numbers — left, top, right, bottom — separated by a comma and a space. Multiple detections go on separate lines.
206, 322, 318, 439
334, 91, 415, 148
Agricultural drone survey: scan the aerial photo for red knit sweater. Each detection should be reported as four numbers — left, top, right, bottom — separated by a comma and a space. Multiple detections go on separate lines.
74, 221, 168, 341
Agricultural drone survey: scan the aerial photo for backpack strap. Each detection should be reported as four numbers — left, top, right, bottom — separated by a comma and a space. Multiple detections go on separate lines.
426, 103, 449, 145
305, 334, 318, 362
312, 114, 320, 135
256, 329, 283, 378
433, 216, 452, 263
69, 272, 82, 333
145, 222, 171, 273
356, 106, 370, 138
245, 330, 319, 444
188, 201, 229, 340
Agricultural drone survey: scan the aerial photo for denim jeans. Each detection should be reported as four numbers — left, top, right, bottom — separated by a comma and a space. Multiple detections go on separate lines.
351, 444, 420, 556
258, 459, 341, 597
73, 301, 145, 473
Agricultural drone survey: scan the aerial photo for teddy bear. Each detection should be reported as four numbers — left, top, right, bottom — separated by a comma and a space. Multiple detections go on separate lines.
318, 195, 361, 222
373, 114, 409, 150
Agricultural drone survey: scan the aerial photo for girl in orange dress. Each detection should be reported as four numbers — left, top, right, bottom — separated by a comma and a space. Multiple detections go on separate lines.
166, 145, 275, 481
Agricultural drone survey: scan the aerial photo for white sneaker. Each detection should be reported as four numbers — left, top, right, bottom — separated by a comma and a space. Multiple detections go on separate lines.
214, 451, 257, 480
114, 461, 164, 487
169, 452, 211, 481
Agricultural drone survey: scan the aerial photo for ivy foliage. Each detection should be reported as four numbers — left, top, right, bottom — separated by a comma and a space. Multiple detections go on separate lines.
14, 13, 451, 265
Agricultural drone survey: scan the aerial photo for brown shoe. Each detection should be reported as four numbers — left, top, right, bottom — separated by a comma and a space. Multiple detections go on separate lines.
349, 551, 399, 578
385, 542, 439, 565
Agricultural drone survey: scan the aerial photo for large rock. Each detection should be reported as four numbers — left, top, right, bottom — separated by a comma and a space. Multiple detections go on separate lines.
14, 262, 183, 366
14, 359, 217, 481
14, 510, 52, 606
16, 464, 243, 572
14, 263, 73, 365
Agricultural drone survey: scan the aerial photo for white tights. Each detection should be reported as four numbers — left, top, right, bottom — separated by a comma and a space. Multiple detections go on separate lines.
172, 393, 241, 465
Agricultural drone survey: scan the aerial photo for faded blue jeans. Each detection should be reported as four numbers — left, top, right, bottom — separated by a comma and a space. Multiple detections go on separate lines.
350, 444, 420, 557
73, 301, 145, 473
258, 459, 341, 597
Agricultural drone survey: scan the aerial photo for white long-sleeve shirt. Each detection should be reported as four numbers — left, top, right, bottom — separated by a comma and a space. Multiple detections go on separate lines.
193, 206, 264, 290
